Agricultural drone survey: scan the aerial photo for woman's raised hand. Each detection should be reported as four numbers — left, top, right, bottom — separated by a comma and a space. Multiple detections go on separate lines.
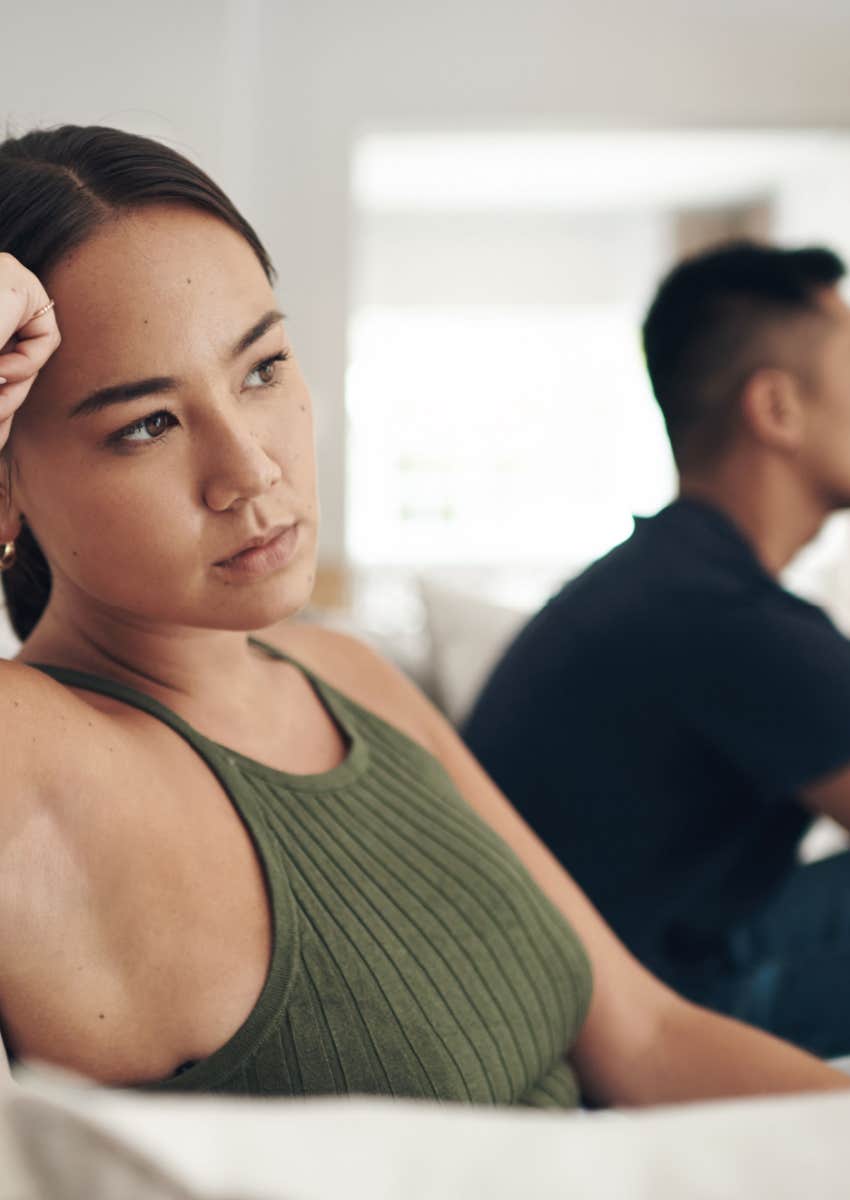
0, 253, 61, 452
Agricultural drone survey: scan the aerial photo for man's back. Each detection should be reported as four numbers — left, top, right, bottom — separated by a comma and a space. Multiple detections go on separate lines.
464, 499, 850, 973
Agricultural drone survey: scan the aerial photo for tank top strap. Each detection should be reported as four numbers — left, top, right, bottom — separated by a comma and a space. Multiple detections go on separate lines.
247, 634, 316, 676
247, 635, 289, 662
29, 637, 370, 788
247, 635, 367, 738
30, 636, 331, 739
29, 660, 215, 755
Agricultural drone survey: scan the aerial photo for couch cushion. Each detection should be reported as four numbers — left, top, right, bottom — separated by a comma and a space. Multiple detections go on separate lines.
7, 1067, 850, 1200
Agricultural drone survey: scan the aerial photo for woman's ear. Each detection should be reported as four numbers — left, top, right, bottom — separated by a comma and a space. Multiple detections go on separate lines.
739, 367, 806, 452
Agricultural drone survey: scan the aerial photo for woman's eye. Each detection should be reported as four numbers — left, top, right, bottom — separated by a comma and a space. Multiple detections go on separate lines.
115, 410, 177, 444
245, 351, 289, 389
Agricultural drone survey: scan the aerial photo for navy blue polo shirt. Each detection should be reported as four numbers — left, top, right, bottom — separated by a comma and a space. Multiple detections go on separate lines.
463, 498, 850, 968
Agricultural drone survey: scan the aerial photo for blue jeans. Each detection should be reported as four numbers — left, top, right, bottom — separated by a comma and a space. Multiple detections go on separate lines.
664, 850, 850, 1059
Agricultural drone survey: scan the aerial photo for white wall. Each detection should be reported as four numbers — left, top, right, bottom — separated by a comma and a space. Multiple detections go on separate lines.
3, 1, 261, 217
7, 0, 850, 567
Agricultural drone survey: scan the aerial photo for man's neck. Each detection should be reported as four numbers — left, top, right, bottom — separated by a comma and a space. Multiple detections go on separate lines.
677, 463, 830, 577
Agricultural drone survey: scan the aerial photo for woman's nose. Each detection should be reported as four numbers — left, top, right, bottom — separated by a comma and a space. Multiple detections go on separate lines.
202, 418, 283, 512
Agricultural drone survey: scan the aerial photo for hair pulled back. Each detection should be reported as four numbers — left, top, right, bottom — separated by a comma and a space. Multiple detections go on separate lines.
0, 124, 275, 641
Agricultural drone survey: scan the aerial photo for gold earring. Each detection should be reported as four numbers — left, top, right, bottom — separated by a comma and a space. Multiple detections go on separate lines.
0, 541, 16, 572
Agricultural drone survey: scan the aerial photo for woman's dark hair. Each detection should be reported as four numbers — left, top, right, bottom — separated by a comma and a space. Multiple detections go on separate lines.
642, 240, 845, 470
0, 124, 276, 641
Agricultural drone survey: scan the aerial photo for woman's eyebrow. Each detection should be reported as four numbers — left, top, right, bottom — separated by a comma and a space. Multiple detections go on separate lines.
230, 309, 285, 359
69, 376, 177, 419
68, 309, 287, 420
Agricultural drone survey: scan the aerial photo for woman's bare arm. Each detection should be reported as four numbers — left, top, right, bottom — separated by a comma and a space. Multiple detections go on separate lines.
274, 624, 849, 1106
0, 661, 58, 1087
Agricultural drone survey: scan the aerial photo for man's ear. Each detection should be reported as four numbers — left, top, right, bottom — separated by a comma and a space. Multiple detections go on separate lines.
739, 367, 805, 452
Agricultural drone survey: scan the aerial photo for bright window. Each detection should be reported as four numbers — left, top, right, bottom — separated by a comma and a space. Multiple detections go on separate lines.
346, 304, 675, 567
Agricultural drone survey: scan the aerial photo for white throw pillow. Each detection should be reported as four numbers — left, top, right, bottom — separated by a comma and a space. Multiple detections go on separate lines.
0, 604, 19, 659
418, 576, 529, 726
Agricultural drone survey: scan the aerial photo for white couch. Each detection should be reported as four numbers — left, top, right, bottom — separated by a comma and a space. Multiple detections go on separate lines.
3, 1064, 850, 1200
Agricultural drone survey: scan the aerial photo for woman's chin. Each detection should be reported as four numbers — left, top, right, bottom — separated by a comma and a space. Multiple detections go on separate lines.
202, 574, 317, 633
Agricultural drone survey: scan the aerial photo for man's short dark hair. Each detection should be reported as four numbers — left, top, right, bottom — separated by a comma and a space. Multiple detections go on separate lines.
642, 240, 846, 469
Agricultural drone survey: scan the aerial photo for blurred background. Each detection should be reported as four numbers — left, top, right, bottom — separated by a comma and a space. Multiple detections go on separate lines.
6, 0, 850, 720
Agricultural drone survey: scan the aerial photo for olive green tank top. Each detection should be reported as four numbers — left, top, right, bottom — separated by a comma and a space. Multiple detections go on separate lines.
33, 638, 592, 1107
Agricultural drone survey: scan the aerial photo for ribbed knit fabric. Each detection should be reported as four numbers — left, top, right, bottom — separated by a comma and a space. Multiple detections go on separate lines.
33, 638, 592, 1107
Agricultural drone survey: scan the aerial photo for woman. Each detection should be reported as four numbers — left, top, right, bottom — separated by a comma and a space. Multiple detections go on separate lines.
0, 124, 844, 1103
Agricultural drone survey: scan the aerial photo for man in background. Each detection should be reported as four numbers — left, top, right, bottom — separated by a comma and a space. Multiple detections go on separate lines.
464, 242, 850, 1056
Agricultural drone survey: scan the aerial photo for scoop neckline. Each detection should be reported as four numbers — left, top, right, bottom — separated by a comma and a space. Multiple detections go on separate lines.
28, 636, 370, 793
194, 666, 370, 792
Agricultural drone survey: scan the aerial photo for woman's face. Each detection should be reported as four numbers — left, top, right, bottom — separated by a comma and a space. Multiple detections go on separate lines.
8, 204, 319, 633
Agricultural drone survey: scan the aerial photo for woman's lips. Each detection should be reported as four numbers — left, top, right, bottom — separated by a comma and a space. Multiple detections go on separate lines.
214, 524, 299, 578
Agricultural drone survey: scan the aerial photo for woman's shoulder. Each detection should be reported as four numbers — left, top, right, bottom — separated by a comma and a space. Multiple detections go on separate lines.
0, 657, 110, 790
0, 654, 83, 725
0, 653, 103, 707
0, 659, 91, 857
258, 619, 439, 754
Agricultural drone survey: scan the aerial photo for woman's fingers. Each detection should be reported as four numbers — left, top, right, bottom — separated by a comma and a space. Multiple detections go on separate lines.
0, 256, 47, 325
0, 315, 61, 382
0, 254, 60, 354
0, 379, 29, 416
0, 256, 61, 450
